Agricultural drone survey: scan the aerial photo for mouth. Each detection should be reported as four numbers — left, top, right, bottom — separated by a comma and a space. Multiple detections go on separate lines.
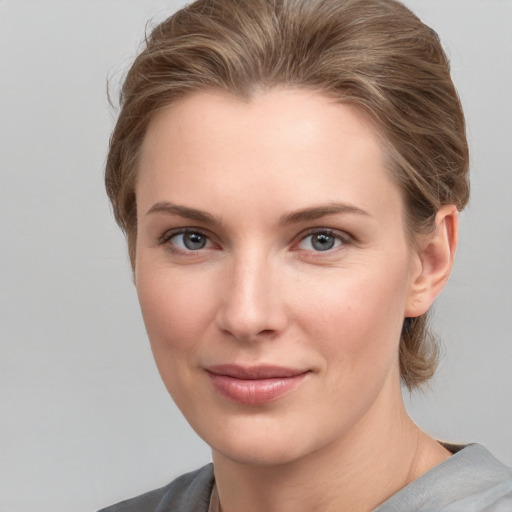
205, 364, 310, 405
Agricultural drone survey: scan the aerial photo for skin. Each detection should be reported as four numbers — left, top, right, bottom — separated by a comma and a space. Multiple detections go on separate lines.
135, 89, 458, 511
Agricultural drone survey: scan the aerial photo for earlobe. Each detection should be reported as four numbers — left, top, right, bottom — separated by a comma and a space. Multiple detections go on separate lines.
405, 205, 459, 318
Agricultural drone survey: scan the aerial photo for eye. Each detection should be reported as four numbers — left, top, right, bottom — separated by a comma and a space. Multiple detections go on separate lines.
164, 230, 213, 251
297, 230, 344, 252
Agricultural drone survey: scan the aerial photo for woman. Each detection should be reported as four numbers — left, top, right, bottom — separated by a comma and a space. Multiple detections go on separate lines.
100, 0, 512, 510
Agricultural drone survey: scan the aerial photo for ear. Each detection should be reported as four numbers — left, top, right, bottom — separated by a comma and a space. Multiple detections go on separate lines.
405, 205, 459, 318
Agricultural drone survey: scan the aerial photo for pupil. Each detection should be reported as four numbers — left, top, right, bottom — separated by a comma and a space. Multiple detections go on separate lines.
184, 232, 206, 250
312, 233, 335, 251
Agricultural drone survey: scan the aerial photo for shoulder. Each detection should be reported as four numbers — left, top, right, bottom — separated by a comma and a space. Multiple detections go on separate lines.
376, 444, 512, 512
97, 464, 214, 512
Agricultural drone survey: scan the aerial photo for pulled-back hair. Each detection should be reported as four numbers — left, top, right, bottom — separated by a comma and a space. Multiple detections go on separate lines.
105, 0, 469, 389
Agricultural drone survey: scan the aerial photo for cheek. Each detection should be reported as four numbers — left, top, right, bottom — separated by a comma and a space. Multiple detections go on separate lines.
135, 263, 217, 356
293, 263, 409, 373
134, 263, 222, 419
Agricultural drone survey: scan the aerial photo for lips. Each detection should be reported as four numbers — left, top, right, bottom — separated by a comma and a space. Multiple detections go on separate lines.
205, 364, 309, 405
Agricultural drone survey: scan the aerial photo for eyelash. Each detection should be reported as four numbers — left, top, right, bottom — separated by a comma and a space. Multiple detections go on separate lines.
295, 228, 349, 254
158, 227, 350, 255
158, 228, 217, 254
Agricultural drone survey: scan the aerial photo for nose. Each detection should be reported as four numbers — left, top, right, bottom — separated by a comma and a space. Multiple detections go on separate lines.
215, 252, 288, 342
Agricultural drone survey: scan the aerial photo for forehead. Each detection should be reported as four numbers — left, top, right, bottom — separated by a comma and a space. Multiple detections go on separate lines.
137, 88, 402, 223
141, 88, 382, 164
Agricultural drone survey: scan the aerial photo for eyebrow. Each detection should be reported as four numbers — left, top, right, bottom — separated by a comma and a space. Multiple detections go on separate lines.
279, 202, 370, 225
146, 202, 222, 225
146, 201, 369, 226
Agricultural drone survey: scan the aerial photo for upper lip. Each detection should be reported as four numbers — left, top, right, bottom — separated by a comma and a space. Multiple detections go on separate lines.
205, 364, 309, 380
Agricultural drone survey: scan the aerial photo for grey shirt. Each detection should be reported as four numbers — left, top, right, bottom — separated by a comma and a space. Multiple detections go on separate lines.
98, 444, 512, 512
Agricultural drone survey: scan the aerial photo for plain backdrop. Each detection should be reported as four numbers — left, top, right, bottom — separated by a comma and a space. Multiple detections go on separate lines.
1, 1, 511, 511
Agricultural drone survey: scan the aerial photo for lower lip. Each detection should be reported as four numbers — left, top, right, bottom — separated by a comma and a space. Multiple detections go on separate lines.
207, 372, 308, 405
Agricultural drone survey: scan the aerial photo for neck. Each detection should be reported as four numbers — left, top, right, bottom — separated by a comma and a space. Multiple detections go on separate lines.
212, 381, 450, 512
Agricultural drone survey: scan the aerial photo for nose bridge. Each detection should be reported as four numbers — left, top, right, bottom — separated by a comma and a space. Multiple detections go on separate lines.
217, 245, 284, 340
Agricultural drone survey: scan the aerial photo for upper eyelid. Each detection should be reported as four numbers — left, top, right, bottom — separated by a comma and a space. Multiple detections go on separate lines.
157, 226, 352, 249
291, 228, 353, 254
158, 228, 217, 255
159, 226, 212, 243
295, 227, 352, 243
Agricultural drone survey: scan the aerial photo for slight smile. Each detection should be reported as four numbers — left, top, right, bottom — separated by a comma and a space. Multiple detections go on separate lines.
205, 365, 311, 405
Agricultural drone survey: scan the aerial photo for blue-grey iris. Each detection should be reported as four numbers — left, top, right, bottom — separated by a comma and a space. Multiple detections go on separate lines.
183, 232, 207, 250
311, 233, 336, 251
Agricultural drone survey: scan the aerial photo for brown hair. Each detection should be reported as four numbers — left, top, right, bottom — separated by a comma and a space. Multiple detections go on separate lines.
105, 0, 469, 389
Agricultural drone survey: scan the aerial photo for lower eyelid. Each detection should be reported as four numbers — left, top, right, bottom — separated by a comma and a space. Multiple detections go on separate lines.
296, 230, 348, 249
157, 228, 350, 253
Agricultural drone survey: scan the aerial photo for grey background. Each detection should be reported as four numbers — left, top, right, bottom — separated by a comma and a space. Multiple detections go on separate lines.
1, 1, 510, 511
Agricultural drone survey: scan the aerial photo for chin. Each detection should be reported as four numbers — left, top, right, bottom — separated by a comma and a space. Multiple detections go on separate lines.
197, 412, 333, 468
213, 436, 310, 467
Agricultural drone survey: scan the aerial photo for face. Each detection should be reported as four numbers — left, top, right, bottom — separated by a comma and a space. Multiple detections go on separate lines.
135, 89, 423, 466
